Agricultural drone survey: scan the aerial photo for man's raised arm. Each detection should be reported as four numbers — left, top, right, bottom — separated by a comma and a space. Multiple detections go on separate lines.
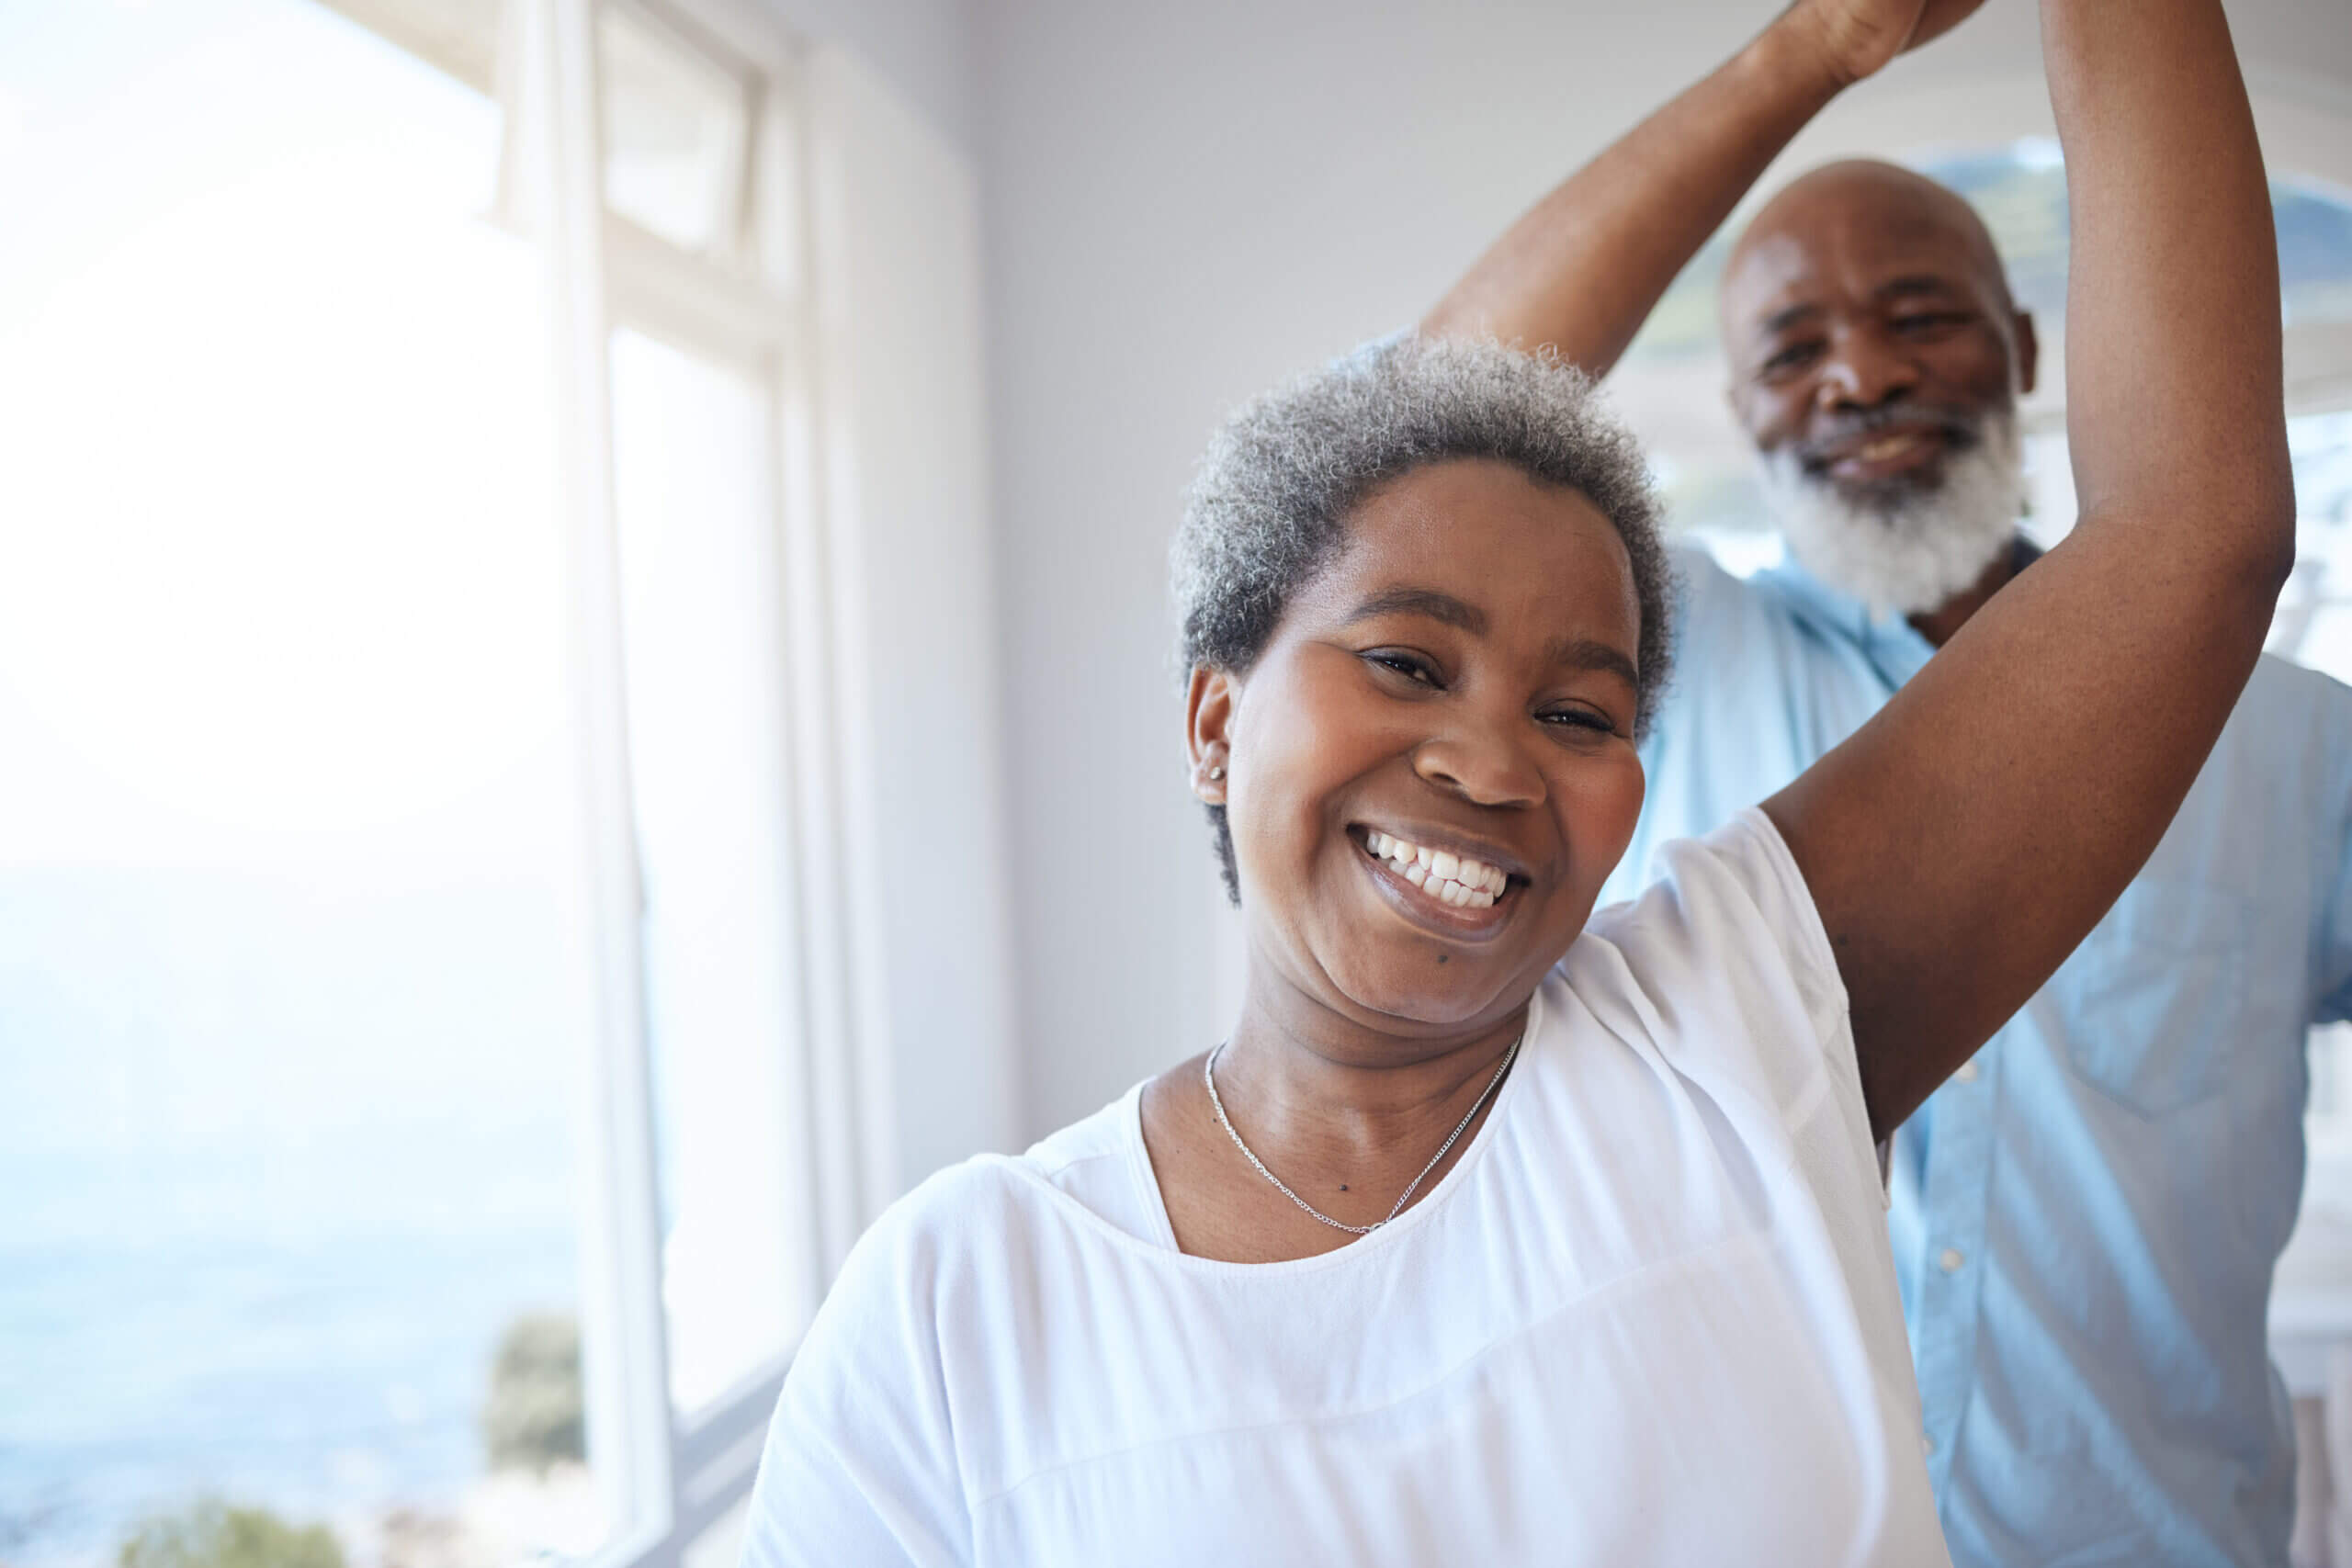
1421, 0, 1985, 370
1766, 0, 2295, 1136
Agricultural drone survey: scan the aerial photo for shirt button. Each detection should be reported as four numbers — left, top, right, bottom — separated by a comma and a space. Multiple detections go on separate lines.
1939, 1247, 1965, 1273
1953, 1059, 1979, 1083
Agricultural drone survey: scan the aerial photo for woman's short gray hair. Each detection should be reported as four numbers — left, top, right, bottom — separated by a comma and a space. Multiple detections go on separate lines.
1171, 333, 1675, 901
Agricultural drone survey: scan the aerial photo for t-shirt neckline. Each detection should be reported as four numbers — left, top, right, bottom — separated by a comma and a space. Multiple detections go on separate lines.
1119, 986, 1546, 1273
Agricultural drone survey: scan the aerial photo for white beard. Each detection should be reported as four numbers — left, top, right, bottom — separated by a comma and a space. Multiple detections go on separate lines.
1758, 411, 2026, 616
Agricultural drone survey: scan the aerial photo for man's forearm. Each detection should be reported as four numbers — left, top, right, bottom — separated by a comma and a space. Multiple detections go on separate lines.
2047, 0, 2292, 569
1419, 16, 1848, 375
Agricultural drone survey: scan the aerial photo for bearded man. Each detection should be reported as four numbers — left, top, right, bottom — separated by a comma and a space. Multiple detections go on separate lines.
1425, 1, 2352, 1563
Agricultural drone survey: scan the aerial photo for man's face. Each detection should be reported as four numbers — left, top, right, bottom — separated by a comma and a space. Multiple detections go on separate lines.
1719, 169, 2038, 612
1724, 176, 2031, 494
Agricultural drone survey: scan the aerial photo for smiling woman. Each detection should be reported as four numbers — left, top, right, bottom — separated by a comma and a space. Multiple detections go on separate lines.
741, 1, 2294, 1563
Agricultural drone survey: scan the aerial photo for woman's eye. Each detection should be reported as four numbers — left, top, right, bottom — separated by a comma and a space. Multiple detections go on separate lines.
1365, 651, 1439, 685
1543, 707, 1616, 735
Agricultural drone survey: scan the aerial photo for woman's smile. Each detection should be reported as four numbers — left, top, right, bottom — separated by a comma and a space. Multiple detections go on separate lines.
1350, 824, 1525, 941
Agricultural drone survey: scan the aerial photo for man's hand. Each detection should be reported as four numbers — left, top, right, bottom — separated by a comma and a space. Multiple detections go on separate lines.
1782, 0, 1990, 87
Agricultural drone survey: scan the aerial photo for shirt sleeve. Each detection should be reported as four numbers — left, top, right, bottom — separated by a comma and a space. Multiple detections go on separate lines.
1703, 806, 1849, 1047
1577, 808, 1902, 1319
1581, 806, 1861, 1155
739, 1201, 972, 1568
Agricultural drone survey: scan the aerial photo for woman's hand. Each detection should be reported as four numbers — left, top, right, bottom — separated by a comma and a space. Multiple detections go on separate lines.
1781, 0, 1990, 86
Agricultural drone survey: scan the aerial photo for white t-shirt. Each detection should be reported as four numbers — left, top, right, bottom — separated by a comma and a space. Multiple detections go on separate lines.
741, 810, 1950, 1567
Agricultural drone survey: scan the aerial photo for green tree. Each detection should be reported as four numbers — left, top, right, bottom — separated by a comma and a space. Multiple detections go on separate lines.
481, 1310, 585, 1472
116, 1498, 344, 1568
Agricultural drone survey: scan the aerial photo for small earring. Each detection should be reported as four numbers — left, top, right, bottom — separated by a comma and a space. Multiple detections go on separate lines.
1207, 765, 1226, 781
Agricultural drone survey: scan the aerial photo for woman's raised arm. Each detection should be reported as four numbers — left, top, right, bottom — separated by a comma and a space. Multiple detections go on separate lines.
1421, 0, 1989, 373
1767, 0, 2295, 1136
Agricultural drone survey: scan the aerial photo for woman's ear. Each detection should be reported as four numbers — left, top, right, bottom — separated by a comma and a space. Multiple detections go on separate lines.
1186, 665, 1235, 802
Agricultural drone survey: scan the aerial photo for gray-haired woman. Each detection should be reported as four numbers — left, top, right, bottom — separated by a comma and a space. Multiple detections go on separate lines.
741, 1, 2289, 1562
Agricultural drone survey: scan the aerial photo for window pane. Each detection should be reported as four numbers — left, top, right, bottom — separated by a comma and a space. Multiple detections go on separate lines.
0, 2, 611, 1563
599, 6, 749, 256
607, 327, 812, 1419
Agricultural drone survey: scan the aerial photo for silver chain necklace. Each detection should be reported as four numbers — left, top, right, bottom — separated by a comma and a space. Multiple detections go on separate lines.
1203, 1030, 1523, 1236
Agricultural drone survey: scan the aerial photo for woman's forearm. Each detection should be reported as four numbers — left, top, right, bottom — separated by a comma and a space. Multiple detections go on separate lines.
2045, 0, 2294, 580
1419, 14, 1849, 373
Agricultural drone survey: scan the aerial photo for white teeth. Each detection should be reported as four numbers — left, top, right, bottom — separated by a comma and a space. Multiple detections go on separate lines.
1366, 829, 1515, 908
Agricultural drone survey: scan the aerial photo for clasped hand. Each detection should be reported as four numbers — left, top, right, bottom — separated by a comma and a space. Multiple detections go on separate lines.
1780, 0, 1992, 85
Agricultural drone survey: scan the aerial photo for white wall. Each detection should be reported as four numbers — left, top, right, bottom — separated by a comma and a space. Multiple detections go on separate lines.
801, 39, 1021, 1198
974, 0, 2352, 1141
763, 0, 978, 156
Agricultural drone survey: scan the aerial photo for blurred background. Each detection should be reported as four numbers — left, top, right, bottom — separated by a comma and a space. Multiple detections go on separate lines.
0, 1, 2346, 1565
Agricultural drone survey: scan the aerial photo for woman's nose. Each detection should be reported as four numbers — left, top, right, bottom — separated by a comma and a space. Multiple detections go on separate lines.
1412, 727, 1545, 809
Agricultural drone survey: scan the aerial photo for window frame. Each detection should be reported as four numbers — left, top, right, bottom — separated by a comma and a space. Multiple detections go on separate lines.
311, 0, 873, 1558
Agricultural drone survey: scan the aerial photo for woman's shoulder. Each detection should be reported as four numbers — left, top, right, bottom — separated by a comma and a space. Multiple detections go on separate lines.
831, 1156, 1046, 1302
1570, 807, 1849, 1075
831, 1092, 1155, 1308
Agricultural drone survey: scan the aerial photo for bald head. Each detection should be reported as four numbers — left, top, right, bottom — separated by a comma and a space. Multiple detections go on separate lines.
1724, 161, 2014, 333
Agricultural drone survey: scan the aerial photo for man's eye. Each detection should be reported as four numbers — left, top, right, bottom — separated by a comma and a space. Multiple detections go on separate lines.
1761, 342, 1820, 376
1893, 311, 1967, 335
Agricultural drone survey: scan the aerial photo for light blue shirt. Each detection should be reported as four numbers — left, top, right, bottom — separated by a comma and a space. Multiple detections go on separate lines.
1601, 544, 2352, 1568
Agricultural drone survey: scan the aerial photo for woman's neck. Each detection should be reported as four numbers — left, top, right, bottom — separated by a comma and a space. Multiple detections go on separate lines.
1136, 979, 1530, 1263
1214, 989, 1528, 1170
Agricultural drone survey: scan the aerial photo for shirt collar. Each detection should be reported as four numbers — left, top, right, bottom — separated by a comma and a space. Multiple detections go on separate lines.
1750, 555, 1941, 690
1750, 535, 2042, 690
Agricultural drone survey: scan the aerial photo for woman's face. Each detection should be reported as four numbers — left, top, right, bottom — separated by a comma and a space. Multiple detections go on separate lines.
1193, 457, 1646, 1040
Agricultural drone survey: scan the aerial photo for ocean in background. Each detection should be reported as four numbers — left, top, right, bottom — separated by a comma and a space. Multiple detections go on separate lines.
0, 1185, 576, 1567
0, 870, 588, 1567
